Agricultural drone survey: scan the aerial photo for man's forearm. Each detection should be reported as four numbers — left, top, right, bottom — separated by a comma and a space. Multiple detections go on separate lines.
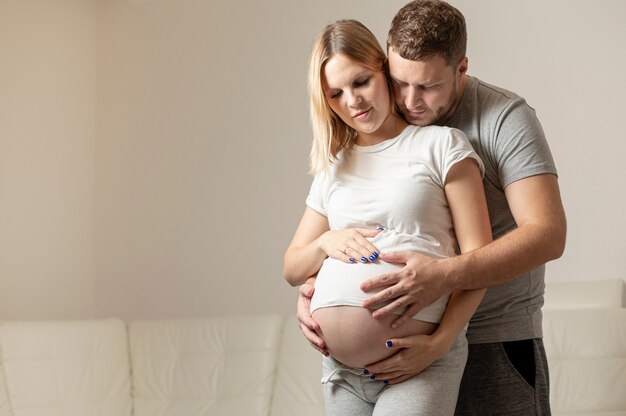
445, 222, 566, 291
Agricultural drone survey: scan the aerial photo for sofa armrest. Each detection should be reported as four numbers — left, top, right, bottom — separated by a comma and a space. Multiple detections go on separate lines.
544, 309, 626, 415
0, 319, 131, 416
544, 279, 625, 311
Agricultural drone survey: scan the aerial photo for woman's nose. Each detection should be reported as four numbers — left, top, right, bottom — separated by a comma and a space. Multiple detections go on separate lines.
347, 91, 362, 108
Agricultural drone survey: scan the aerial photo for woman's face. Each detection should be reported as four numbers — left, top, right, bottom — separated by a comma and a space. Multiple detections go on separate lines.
322, 53, 392, 144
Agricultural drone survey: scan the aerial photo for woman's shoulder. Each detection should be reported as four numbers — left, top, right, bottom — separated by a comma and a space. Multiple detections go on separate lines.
400, 124, 469, 148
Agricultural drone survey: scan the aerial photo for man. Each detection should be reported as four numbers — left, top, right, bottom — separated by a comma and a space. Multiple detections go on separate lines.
296, 1, 566, 414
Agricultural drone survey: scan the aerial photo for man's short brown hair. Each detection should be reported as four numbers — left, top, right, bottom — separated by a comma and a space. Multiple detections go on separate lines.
388, 0, 467, 66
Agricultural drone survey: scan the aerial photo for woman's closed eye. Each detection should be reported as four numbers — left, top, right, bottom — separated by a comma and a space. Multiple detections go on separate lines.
329, 90, 342, 99
354, 77, 370, 88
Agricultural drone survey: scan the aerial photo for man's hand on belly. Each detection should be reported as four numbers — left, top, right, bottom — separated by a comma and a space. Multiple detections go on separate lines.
360, 251, 448, 328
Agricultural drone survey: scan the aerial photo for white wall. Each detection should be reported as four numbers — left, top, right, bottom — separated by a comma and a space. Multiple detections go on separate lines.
459, 0, 626, 284
0, 0, 97, 319
94, 0, 413, 319
1, 0, 624, 320
94, 0, 626, 320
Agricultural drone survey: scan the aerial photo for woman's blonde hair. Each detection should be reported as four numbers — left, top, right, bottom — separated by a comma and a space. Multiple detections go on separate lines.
308, 19, 391, 174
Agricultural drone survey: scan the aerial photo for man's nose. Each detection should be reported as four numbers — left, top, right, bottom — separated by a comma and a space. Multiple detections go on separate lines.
405, 87, 422, 109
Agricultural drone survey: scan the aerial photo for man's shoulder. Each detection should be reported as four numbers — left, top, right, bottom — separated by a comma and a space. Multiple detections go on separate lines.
463, 76, 537, 126
469, 76, 524, 104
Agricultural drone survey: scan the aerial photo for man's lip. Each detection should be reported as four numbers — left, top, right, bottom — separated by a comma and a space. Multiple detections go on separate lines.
353, 108, 372, 118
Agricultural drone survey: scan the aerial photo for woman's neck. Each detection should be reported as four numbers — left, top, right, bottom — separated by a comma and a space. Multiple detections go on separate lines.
355, 113, 409, 147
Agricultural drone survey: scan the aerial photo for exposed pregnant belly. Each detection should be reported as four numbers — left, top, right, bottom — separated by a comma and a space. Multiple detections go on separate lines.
311, 258, 438, 368
312, 306, 437, 368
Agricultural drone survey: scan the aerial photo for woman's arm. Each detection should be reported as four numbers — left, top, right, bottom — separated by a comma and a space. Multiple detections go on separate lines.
283, 208, 331, 286
283, 207, 381, 286
365, 157, 492, 383
427, 157, 492, 350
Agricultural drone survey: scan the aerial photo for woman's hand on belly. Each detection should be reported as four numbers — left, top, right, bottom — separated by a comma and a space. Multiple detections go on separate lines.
311, 306, 437, 369
318, 228, 381, 263
363, 330, 455, 385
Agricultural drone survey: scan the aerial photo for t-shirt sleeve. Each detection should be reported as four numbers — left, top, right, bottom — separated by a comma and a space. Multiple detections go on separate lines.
494, 99, 557, 188
441, 128, 485, 184
305, 172, 329, 217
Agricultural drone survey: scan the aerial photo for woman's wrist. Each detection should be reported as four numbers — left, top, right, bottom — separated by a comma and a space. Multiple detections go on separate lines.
431, 324, 461, 354
315, 231, 330, 256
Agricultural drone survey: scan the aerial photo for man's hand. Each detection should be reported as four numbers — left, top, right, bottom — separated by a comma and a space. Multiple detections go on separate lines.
296, 283, 329, 356
365, 333, 451, 384
360, 251, 449, 328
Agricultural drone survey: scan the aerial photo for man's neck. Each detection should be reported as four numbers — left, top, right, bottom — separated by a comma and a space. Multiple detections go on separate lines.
438, 74, 469, 126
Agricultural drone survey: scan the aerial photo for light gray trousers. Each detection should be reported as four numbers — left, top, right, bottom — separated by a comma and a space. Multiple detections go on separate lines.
321, 332, 468, 416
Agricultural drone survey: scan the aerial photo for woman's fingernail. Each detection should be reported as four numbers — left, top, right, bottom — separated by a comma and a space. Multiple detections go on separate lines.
383, 380, 389, 385
362, 369, 369, 375
369, 375, 376, 380
368, 255, 376, 261
373, 251, 379, 258
377, 227, 385, 230
386, 340, 393, 348
361, 257, 368, 262
349, 258, 355, 262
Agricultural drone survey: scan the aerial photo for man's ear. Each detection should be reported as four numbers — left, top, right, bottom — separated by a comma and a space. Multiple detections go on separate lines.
457, 57, 468, 78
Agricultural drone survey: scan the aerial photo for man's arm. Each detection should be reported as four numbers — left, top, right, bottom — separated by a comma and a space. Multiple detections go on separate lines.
361, 173, 566, 325
446, 172, 566, 290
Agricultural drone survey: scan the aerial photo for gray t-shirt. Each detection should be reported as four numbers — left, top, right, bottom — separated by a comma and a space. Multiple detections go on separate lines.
445, 76, 557, 344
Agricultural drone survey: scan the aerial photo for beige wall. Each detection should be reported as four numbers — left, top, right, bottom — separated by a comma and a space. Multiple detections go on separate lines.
0, 0, 96, 319
1, 0, 625, 320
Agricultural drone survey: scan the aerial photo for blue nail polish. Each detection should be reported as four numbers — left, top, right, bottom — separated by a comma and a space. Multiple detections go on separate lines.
386, 340, 393, 348
383, 380, 389, 385
373, 251, 379, 258
377, 227, 385, 230
361, 257, 367, 262
368, 255, 375, 261
369, 375, 376, 380
349, 258, 355, 262
362, 369, 369, 375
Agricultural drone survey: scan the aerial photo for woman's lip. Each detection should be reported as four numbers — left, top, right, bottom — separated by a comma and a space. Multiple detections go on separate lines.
353, 108, 372, 119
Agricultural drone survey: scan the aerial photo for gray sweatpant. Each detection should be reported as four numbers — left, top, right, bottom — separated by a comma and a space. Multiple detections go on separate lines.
454, 338, 551, 415
321, 332, 468, 416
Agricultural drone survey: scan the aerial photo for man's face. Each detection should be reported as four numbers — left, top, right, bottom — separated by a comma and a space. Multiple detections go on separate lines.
388, 48, 466, 126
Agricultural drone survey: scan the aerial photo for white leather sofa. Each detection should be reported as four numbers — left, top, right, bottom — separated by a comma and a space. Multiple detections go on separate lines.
0, 280, 624, 416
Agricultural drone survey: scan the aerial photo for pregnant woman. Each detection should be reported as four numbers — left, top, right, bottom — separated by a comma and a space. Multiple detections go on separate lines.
283, 20, 492, 416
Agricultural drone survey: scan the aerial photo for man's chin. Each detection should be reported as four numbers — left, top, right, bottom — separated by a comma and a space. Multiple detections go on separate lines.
405, 115, 432, 127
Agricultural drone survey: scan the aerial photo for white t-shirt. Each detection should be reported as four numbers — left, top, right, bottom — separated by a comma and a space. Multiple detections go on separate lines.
307, 125, 484, 323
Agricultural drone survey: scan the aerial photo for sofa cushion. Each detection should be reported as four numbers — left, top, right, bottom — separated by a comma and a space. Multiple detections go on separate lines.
129, 314, 283, 416
544, 279, 625, 310
270, 315, 324, 416
0, 319, 131, 416
0, 360, 13, 416
544, 309, 626, 416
